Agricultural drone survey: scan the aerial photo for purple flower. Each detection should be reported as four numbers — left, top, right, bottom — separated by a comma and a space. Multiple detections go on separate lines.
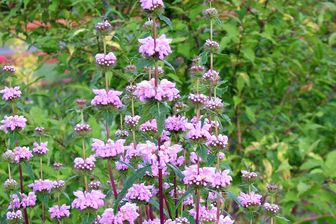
91, 89, 123, 109
182, 165, 215, 186
119, 202, 139, 224
165, 115, 188, 132
32, 141, 48, 155
95, 52, 117, 67
126, 183, 154, 202
91, 138, 125, 159
0, 86, 22, 101
95, 20, 112, 32
49, 204, 70, 219
99, 208, 115, 224
219, 215, 235, 224
71, 190, 106, 210
241, 170, 258, 181
188, 93, 207, 105
139, 119, 157, 133
203, 69, 220, 82
185, 121, 211, 142
134, 78, 179, 102
52, 180, 65, 190
125, 115, 141, 127
0, 115, 27, 133
28, 179, 54, 193
238, 192, 262, 208
74, 155, 96, 171
74, 123, 92, 135
140, 0, 164, 10
89, 180, 101, 190
139, 34, 172, 60
3, 65, 15, 73
204, 39, 220, 52
211, 170, 232, 188
4, 178, 17, 190
206, 134, 228, 149
13, 146, 33, 163
6, 210, 22, 221
9, 192, 36, 209
264, 202, 280, 214
205, 97, 224, 110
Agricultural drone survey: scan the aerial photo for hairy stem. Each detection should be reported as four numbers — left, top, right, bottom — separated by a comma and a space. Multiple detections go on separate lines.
108, 160, 118, 199
19, 164, 29, 224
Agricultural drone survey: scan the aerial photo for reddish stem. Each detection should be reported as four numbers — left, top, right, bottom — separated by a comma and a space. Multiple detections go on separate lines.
158, 137, 165, 224
19, 164, 29, 224
195, 188, 200, 224
174, 174, 178, 216
108, 160, 118, 199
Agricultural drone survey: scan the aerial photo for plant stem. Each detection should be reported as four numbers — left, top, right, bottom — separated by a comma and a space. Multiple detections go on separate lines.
40, 158, 43, 179
108, 160, 118, 199
19, 163, 29, 224
8, 164, 12, 179
158, 137, 165, 224
195, 188, 200, 224
173, 174, 178, 217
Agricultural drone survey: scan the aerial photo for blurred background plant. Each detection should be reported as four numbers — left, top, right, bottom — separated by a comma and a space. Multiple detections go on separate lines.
1, 0, 336, 223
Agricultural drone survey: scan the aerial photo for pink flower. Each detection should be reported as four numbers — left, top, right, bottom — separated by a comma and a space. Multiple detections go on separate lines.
2, 65, 15, 73
91, 138, 125, 159
241, 170, 258, 181
165, 115, 188, 132
13, 146, 33, 163
264, 202, 280, 214
188, 93, 207, 105
211, 170, 232, 188
0, 115, 27, 133
206, 134, 228, 149
9, 192, 37, 209
219, 215, 235, 224
139, 119, 157, 133
0, 86, 22, 101
182, 165, 215, 186
126, 183, 153, 202
28, 179, 54, 193
95, 52, 117, 67
125, 115, 141, 127
203, 69, 220, 82
238, 192, 262, 208
71, 190, 106, 210
91, 89, 123, 109
119, 202, 139, 224
140, 0, 164, 10
185, 121, 211, 141
133, 79, 156, 101
134, 78, 179, 102
49, 204, 70, 219
99, 208, 115, 224
6, 210, 22, 221
32, 141, 48, 155
139, 34, 172, 60
205, 97, 224, 110
74, 155, 96, 171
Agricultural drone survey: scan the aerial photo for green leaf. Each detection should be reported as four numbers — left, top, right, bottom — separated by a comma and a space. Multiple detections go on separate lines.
242, 48, 255, 63
159, 15, 173, 29
245, 106, 256, 123
167, 164, 184, 180
297, 182, 310, 196
24, 161, 35, 181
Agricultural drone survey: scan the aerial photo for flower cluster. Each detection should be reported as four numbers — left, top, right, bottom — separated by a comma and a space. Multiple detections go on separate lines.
0, 86, 22, 101
71, 190, 106, 210
9, 192, 37, 209
28, 179, 54, 193
139, 35, 172, 60
91, 138, 125, 159
0, 115, 27, 133
126, 183, 154, 202
238, 192, 262, 208
49, 204, 71, 219
95, 52, 117, 67
32, 142, 48, 155
73, 155, 96, 171
134, 78, 179, 102
91, 89, 123, 108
